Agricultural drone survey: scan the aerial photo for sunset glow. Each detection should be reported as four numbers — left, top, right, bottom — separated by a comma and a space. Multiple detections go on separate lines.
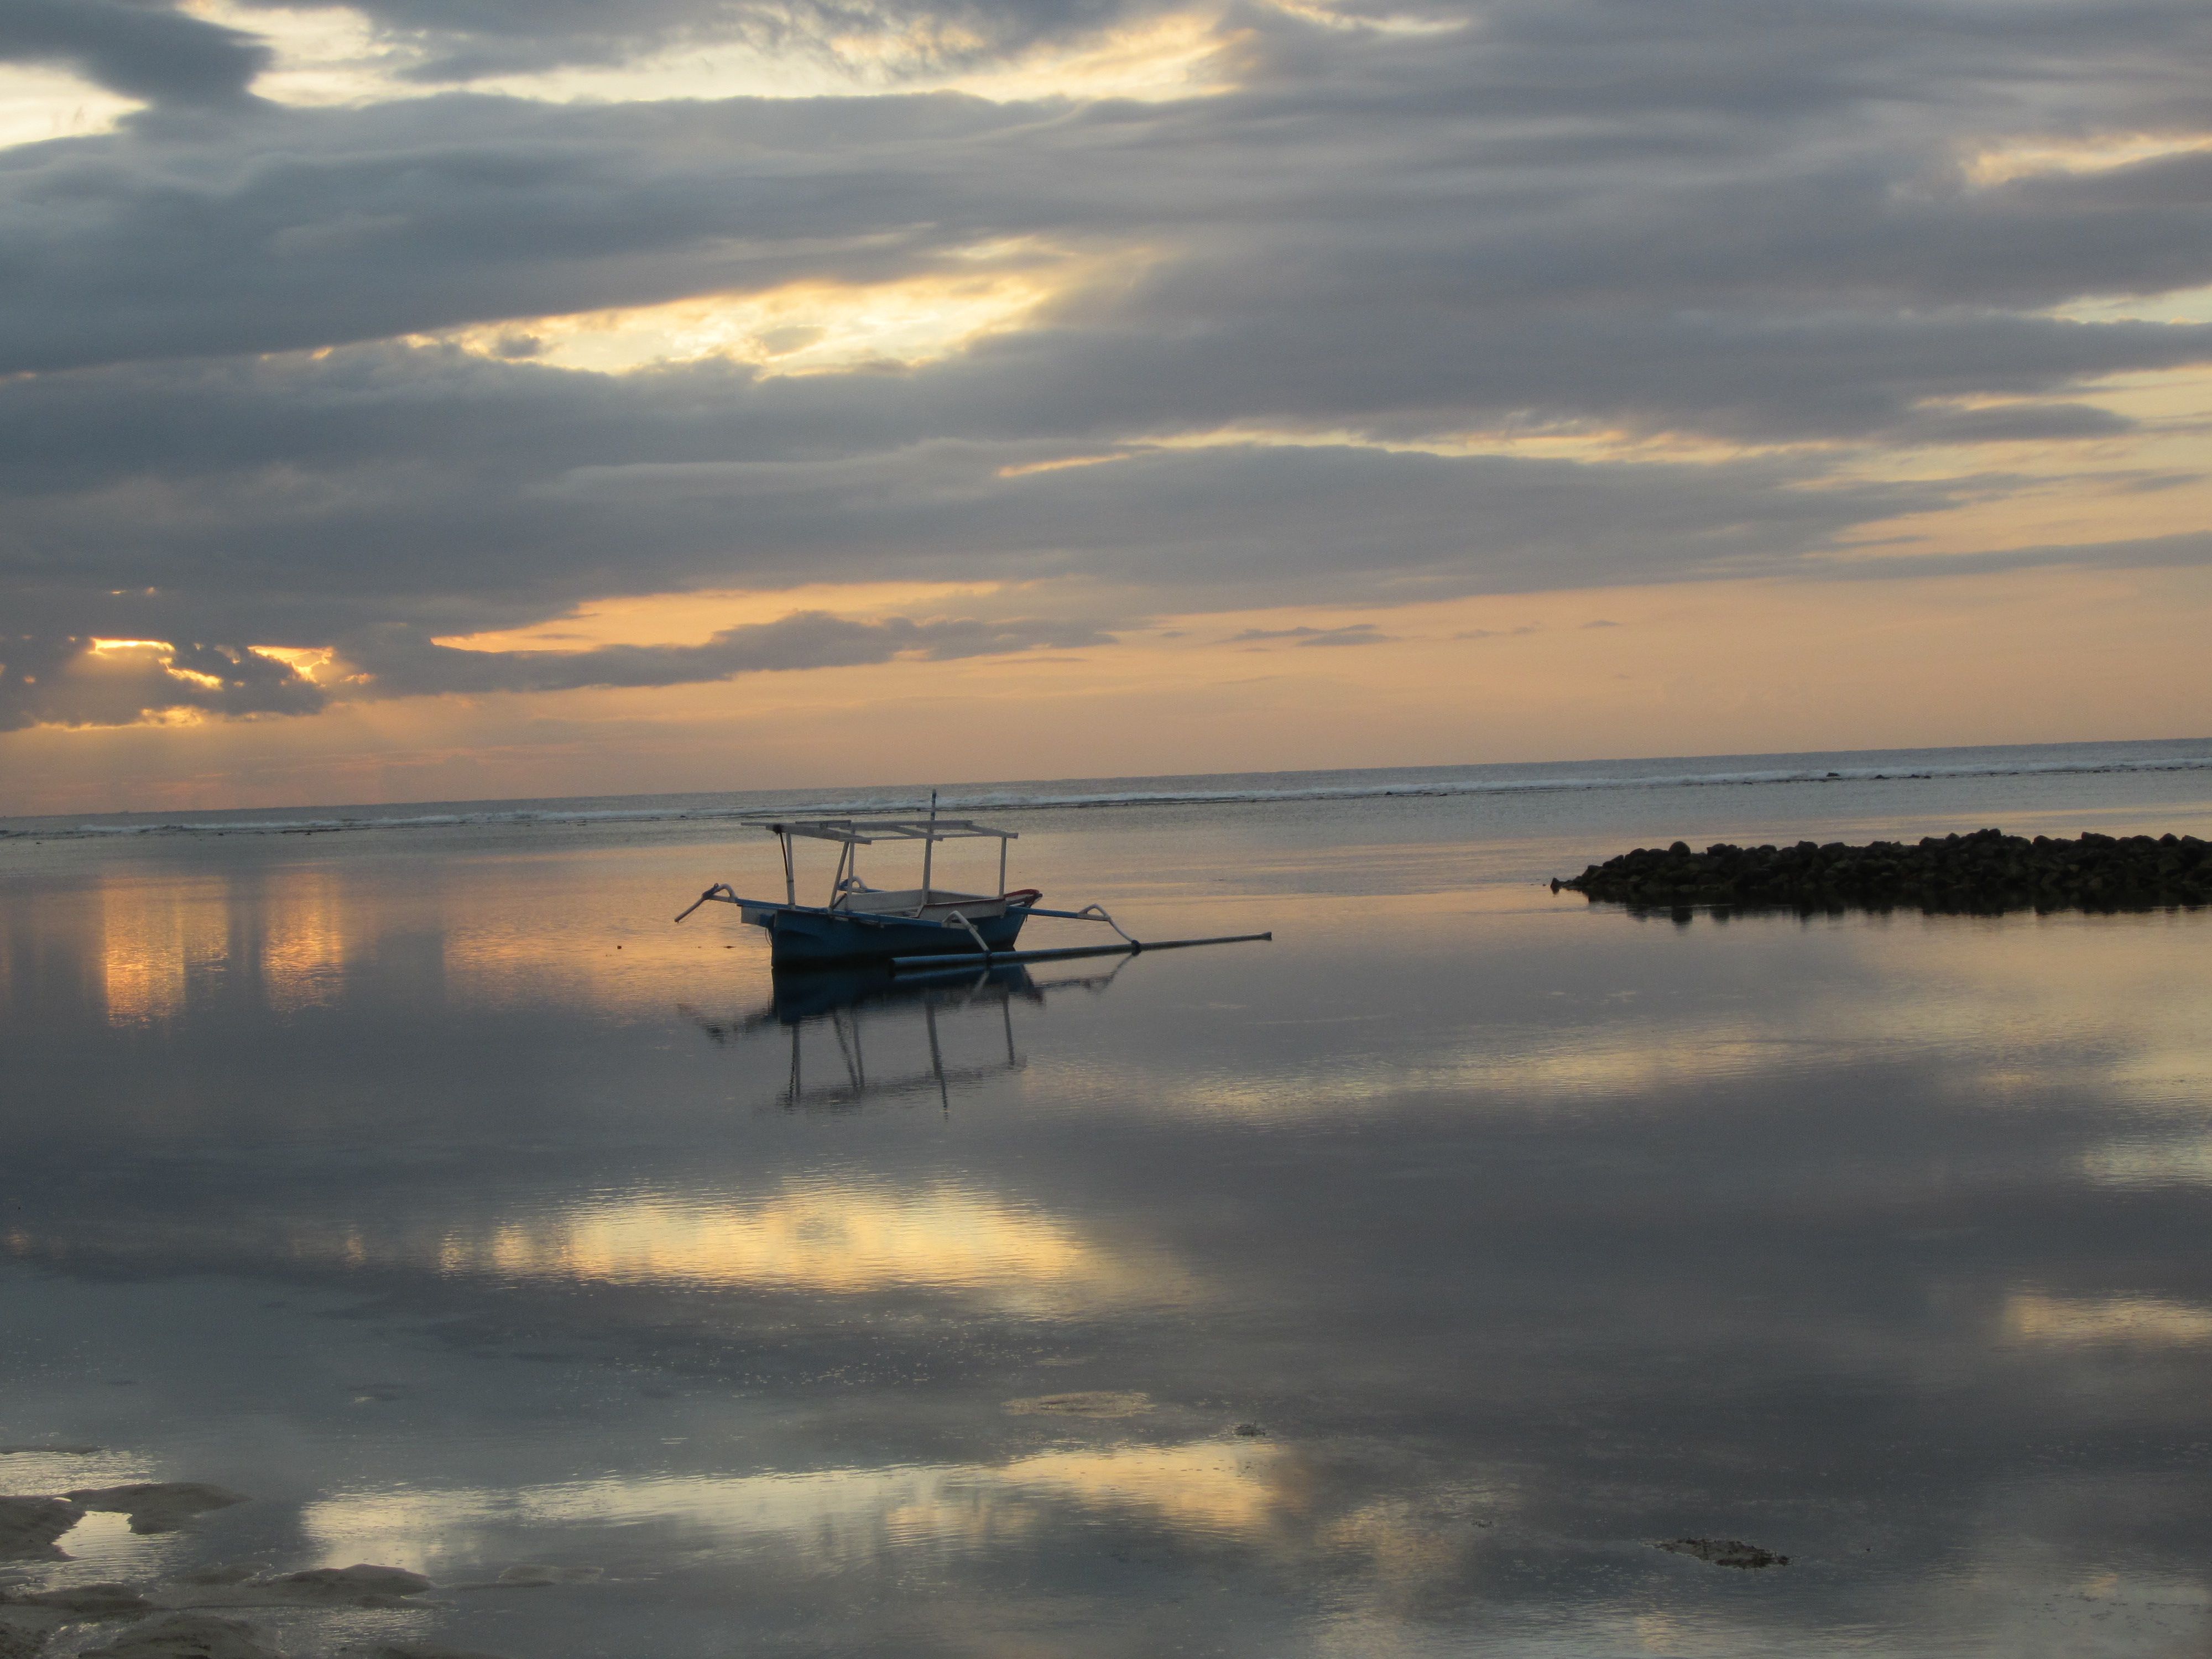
430, 1184, 1175, 1306
418, 261, 1086, 378
2, 0, 2208, 810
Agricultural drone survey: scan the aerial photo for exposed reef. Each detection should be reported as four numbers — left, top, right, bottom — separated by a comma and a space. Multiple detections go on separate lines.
6, 1584, 154, 1619
1556, 829, 2212, 914
0, 1498, 81, 1561
1001, 1391, 1154, 1418
82, 1612, 280, 1659
0, 1558, 516, 1659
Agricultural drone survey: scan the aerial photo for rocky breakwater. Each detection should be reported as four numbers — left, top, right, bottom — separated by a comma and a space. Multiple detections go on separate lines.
1554, 828, 2212, 914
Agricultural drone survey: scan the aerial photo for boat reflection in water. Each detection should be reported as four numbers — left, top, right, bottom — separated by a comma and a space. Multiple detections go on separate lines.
685, 959, 1128, 1112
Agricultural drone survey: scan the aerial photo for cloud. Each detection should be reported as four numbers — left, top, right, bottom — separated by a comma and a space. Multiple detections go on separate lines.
0, 638, 324, 733
3, 0, 2212, 735
259, 0, 1183, 86
349, 608, 1112, 696
1230, 623, 1393, 646
8, 13, 2212, 402
0, 0, 270, 108
0, 611, 1108, 729
1801, 528, 2212, 583
0, 391, 1959, 661
1886, 402, 2140, 446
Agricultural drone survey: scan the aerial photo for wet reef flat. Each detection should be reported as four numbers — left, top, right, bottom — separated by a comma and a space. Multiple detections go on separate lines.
1556, 829, 2212, 913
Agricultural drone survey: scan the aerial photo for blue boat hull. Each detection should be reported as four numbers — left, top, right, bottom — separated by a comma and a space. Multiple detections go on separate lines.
756, 903, 1031, 966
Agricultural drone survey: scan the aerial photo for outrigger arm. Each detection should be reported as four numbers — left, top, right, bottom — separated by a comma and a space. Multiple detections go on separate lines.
674, 883, 739, 923
1024, 902, 1139, 945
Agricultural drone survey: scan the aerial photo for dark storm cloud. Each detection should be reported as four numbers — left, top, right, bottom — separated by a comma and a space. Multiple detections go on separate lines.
0, 0, 269, 107
2, 0, 2211, 723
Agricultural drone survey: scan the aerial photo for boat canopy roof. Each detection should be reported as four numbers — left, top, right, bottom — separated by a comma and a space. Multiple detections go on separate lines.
764, 816, 1017, 845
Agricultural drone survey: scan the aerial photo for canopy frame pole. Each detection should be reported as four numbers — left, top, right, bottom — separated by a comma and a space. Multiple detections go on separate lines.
921, 790, 938, 905
781, 832, 796, 905
926, 1002, 949, 1115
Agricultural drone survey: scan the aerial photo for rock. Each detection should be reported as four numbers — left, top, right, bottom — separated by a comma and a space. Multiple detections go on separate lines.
1657, 1536, 1790, 1568
65, 1486, 249, 1537
12, 1584, 153, 1618
174, 1566, 261, 1588
1002, 1392, 1152, 1417
0, 1498, 82, 1561
166, 1563, 435, 1613
1557, 830, 2211, 915
1232, 1423, 1266, 1437
493, 1565, 598, 1588
343, 1646, 512, 1659
82, 1613, 283, 1659
447, 1563, 602, 1591
248, 1565, 434, 1608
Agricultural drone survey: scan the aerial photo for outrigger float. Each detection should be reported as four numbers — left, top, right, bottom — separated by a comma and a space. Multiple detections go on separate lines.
674, 793, 1271, 971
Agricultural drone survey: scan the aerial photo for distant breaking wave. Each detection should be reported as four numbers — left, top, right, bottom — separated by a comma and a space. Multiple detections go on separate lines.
7, 750, 2211, 842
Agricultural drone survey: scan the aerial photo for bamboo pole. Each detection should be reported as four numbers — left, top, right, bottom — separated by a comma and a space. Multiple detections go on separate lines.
890, 932, 1272, 971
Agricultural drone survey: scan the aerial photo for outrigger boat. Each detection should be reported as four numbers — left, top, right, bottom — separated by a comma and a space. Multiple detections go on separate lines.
674, 792, 1273, 970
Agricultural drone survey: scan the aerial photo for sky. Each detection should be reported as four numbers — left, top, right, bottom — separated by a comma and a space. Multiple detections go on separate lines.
2, 0, 2210, 812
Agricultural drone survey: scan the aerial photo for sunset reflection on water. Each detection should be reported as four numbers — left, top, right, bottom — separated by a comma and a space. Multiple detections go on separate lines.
4, 782, 2212, 1658
440, 1183, 1186, 1307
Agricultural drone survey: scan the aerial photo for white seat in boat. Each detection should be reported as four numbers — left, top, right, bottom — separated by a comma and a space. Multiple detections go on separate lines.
833, 887, 1000, 916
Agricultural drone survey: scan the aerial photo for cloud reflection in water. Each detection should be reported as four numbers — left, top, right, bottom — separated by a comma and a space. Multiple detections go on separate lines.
5, 799, 2212, 1657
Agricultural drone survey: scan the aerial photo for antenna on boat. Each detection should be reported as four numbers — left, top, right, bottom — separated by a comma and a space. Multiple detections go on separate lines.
921, 789, 938, 904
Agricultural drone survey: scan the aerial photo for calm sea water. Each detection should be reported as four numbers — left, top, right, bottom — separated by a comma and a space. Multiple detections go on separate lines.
4, 739, 2211, 1657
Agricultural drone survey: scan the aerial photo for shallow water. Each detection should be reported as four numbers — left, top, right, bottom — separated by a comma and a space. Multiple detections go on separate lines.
4, 744, 2212, 1657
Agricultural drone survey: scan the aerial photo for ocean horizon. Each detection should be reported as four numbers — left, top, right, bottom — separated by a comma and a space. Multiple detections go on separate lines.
9, 734, 2211, 841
